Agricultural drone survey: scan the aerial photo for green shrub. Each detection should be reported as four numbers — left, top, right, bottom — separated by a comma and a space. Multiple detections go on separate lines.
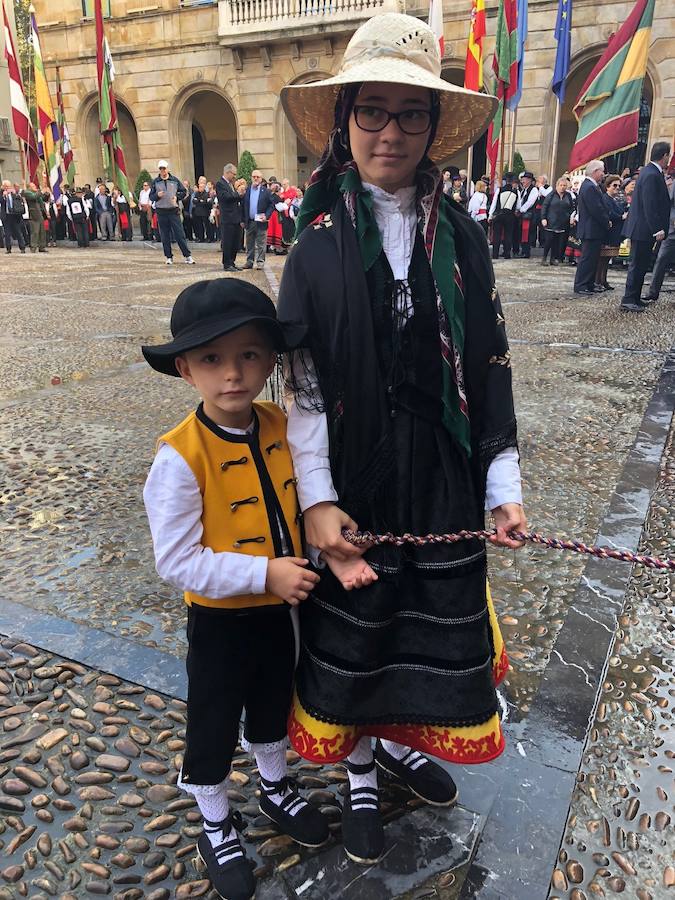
135, 169, 153, 196
237, 151, 258, 184
511, 150, 525, 175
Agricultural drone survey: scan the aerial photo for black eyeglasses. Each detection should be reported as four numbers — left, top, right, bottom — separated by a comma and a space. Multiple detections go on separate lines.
353, 105, 432, 135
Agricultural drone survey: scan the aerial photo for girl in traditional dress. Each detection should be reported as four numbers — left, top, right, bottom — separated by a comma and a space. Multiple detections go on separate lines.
277, 12, 526, 865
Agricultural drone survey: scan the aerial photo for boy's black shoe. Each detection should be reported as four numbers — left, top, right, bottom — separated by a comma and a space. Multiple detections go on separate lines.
259, 775, 329, 848
341, 757, 384, 865
196, 811, 255, 900
375, 740, 458, 807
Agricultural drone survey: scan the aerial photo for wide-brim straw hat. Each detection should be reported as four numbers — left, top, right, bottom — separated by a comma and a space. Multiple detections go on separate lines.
281, 13, 497, 164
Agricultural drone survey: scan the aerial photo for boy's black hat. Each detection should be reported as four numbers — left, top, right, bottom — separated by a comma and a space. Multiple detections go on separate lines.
141, 277, 305, 377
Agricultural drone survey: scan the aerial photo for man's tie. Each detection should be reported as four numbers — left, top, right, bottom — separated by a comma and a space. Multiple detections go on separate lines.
8, 193, 12, 211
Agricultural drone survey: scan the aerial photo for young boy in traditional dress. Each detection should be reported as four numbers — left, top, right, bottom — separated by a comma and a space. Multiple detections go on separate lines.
142, 278, 329, 900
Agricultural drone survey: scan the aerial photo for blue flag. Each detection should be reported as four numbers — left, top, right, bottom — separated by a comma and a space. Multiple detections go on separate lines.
506, 0, 528, 111
552, 0, 572, 102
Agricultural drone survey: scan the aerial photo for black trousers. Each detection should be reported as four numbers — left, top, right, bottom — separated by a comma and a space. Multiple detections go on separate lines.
492, 213, 514, 259
74, 220, 89, 247
139, 209, 151, 240
622, 238, 655, 304
574, 238, 602, 291
648, 233, 675, 298
542, 230, 565, 262
221, 221, 241, 267
3, 215, 26, 251
183, 214, 193, 241
181, 605, 295, 786
193, 216, 206, 242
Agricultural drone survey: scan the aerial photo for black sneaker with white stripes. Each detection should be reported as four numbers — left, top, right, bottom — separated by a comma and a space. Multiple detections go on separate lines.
258, 775, 329, 848
196, 810, 255, 900
341, 757, 385, 865
375, 739, 458, 807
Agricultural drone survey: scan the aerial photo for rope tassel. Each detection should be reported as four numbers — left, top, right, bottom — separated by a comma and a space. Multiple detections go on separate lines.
341, 529, 675, 573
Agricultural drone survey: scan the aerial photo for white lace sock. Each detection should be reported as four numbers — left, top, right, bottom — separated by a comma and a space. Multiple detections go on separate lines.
246, 738, 304, 817
346, 736, 378, 810
179, 776, 240, 857
380, 739, 427, 771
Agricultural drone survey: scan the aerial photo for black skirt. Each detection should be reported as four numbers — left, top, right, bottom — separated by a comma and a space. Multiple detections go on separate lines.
296, 406, 499, 729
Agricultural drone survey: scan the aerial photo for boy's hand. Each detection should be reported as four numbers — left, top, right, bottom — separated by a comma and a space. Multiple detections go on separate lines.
266, 557, 319, 606
323, 553, 378, 592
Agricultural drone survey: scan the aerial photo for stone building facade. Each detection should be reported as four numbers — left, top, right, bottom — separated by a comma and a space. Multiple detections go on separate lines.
31, 0, 674, 189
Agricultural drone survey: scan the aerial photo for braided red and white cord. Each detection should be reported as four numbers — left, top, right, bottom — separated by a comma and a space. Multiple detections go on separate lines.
342, 529, 675, 572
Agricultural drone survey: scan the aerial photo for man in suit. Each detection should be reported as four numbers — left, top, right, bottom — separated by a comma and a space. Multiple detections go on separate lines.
643, 170, 675, 304
574, 159, 609, 295
0, 180, 27, 253
242, 170, 274, 270
94, 184, 115, 240
216, 163, 243, 272
620, 141, 672, 311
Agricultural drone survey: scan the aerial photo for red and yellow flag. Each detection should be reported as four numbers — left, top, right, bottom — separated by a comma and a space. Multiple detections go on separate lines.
568, 0, 654, 170
464, 0, 486, 92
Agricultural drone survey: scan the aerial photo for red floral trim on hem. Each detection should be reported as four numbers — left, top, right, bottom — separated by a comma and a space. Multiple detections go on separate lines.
493, 646, 509, 686
288, 713, 506, 766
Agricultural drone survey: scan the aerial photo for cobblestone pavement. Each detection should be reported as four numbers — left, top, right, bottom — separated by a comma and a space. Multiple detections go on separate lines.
1, 239, 674, 899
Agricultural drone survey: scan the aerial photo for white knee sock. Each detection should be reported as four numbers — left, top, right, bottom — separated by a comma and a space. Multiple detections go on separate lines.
347, 736, 378, 803
380, 739, 427, 770
246, 738, 305, 817
178, 775, 239, 856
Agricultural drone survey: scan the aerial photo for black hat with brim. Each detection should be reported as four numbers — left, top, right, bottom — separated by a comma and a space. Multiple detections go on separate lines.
141, 277, 305, 377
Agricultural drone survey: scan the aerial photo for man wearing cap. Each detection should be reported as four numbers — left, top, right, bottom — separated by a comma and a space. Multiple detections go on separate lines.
515, 172, 538, 258
489, 172, 519, 259
149, 160, 195, 266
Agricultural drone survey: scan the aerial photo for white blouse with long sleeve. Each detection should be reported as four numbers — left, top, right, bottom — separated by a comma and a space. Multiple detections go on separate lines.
287, 182, 522, 515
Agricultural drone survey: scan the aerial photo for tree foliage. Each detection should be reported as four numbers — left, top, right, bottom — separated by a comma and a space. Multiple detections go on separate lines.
13, 0, 35, 120
237, 150, 258, 184
511, 150, 525, 175
135, 169, 153, 196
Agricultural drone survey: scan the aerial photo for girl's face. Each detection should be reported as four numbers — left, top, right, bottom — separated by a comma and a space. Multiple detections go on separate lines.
348, 82, 432, 193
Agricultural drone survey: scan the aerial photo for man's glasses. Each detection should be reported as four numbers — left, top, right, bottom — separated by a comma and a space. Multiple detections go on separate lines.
353, 105, 432, 135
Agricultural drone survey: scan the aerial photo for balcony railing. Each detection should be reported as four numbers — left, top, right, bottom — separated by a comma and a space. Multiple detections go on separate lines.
219, 0, 400, 42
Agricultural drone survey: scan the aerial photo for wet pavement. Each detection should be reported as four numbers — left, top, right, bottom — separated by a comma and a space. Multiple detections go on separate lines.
1, 239, 674, 899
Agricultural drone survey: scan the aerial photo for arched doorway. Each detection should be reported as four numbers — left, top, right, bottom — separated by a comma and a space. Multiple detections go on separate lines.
173, 89, 238, 184
275, 73, 329, 188
83, 98, 140, 188
440, 67, 488, 180
556, 56, 654, 174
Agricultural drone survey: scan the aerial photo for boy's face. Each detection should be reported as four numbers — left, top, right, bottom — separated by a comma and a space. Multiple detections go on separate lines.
175, 324, 277, 429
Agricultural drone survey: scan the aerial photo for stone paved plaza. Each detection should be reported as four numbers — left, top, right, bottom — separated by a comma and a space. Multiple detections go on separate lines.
1, 240, 674, 899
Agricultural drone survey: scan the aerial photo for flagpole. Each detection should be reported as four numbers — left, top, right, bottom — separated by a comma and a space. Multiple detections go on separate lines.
498, 109, 506, 180
467, 144, 474, 182
16, 136, 26, 182
510, 107, 518, 168
550, 98, 562, 179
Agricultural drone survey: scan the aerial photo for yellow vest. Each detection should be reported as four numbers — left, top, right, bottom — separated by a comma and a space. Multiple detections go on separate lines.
160, 401, 302, 610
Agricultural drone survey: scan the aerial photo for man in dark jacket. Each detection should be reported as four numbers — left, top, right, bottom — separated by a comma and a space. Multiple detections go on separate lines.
216, 163, 243, 271
241, 170, 275, 269
1, 180, 27, 253
644, 172, 675, 304
574, 160, 609, 294
149, 160, 194, 266
620, 141, 671, 311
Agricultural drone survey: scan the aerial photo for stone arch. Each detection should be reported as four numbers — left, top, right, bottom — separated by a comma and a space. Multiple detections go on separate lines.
79, 93, 141, 189
546, 45, 658, 177
169, 84, 239, 185
274, 71, 332, 187
440, 64, 487, 180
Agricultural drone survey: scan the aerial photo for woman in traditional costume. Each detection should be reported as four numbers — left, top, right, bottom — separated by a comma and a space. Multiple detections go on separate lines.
277, 13, 527, 865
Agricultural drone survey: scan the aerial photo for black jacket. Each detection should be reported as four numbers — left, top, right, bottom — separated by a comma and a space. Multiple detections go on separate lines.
191, 190, 210, 218
623, 162, 670, 241
603, 193, 626, 246
541, 190, 574, 231
242, 185, 275, 226
576, 178, 608, 241
216, 177, 242, 226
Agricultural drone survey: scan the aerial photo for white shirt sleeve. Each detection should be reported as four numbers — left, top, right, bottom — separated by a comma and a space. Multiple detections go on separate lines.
489, 190, 499, 217
520, 187, 538, 214
286, 353, 338, 513
485, 446, 522, 511
143, 444, 268, 599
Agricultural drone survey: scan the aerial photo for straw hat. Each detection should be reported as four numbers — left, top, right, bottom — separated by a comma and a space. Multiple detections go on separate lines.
281, 13, 497, 164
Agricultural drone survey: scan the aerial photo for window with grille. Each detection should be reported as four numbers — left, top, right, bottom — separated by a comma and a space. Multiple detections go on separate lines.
82, 0, 111, 16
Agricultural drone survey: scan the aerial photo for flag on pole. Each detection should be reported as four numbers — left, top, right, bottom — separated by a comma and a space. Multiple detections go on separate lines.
568, 0, 655, 171
2, 0, 40, 181
464, 0, 486, 92
552, 0, 572, 103
95, 0, 131, 197
428, 0, 445, 58
506, 0, 527, 111
486, 0, 518, 179
30, 5, 62, 200
56, 68, 76, 187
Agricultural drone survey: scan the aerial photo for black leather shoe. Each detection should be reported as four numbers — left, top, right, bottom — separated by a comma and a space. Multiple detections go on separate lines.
195, 811, 255, 900
342, 757, 384, 865
259, 775, 329, 848
223, 265, 238, 272
243, 263, 253, 269
574, 289, 595, 295
641, 295, 657, 304
375, 740, 458, 806
602, 282, 614, 290
592, 284, 605, 292
620, 302, 646, 312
